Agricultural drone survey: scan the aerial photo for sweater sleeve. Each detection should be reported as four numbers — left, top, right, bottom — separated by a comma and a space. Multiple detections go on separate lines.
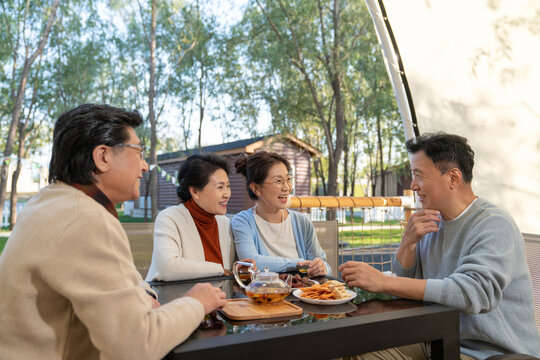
391, 249, 418, 278
423, 214, 515, 314
148, 209, 224, 281
231, 211, 302, 272
41, 210, 205, 360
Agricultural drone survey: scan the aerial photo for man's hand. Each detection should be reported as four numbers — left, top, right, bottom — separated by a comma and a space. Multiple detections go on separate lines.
185, 283, 227, 315
402, 209, 441, 246
397, 209, 441, 268
338, 261, 386, 293
338, 261, 427, 300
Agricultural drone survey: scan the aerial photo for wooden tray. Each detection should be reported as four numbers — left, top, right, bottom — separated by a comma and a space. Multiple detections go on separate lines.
220, 299, 303, 320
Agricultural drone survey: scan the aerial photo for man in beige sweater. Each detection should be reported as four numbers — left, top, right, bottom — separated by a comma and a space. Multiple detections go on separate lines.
0, 104, 226, 360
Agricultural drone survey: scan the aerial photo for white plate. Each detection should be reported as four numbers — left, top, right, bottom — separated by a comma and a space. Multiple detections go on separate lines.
292, 289, 357, 305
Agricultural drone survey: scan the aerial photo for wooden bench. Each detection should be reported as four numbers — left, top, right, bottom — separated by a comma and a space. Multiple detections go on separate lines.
122, 223, 154, 279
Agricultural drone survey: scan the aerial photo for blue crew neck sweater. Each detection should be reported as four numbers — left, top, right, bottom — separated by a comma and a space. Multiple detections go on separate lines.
393, 198, 540, 359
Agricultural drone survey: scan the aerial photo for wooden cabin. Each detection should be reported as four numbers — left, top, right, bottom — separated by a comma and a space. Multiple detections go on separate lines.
127, 134, 321, 217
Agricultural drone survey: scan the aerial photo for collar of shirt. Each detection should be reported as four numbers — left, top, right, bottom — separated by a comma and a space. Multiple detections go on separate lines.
71, 183, 119, 219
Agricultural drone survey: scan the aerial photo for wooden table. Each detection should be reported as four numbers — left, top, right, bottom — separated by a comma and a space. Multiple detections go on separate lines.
150, 275, 460, 360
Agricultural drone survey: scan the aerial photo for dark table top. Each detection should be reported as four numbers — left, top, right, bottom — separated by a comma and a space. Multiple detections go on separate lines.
150, 275, 460, 360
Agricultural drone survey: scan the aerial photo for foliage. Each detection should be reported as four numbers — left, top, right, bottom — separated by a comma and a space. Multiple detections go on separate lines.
0, 0, 409, 226
225, 0, 405, 195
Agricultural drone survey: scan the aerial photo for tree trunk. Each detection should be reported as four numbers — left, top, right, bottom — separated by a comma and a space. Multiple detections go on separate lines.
197, 63, 205, 151
342, 134, 349, 196
350, 149, 358, 196
366, 135, 376, 197
349, 113, 361, 197
315, 158, 327, 196
9, 119, 29, 229
325, 0, 345, 198
376, 115, 385, 196
143, 174, 150, 221
9, 159, 22, 230
0, 0, 59, 224
148, 0, 158, 221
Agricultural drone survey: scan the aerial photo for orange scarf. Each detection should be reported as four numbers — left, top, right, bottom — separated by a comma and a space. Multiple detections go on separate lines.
184, 198, 223, 266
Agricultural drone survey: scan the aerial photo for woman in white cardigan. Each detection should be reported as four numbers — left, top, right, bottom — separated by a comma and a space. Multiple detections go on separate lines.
146, 154, 253, 281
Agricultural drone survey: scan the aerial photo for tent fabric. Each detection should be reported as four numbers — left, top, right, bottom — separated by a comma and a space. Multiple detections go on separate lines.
366, 0, 540, 234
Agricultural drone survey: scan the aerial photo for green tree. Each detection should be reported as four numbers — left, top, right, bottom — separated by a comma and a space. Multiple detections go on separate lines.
226, 0, 401, 196
114, 0, 200, 220
0, 0, 60, 224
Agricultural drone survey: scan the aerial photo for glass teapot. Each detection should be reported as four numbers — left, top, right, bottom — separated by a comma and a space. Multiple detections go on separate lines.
233, 261, 292, 304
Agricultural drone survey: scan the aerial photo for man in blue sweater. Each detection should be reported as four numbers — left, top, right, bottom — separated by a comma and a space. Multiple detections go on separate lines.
340, 133, 540, 359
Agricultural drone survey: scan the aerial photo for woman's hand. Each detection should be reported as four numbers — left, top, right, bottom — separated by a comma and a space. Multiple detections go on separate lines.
240, 258, 257, 272
306, 258, 327, 277
224, 258, 257, 276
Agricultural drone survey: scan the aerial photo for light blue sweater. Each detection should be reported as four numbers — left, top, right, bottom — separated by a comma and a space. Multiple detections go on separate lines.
231, 208, 331, 274
393, 198, 540, 359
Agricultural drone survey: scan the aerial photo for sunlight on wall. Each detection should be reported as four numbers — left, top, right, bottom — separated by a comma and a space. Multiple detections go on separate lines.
381, 0, 540, 233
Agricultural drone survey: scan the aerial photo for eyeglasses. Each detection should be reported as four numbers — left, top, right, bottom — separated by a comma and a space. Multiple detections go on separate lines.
264, 176, 295, 189
115, 143, 145, 159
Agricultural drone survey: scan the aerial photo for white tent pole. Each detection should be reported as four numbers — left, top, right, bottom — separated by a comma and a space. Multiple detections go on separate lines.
364, 0, 416, 146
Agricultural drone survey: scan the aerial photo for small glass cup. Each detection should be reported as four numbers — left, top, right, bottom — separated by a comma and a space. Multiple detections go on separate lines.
296, 262, 309, 274
237, 268, 252, 285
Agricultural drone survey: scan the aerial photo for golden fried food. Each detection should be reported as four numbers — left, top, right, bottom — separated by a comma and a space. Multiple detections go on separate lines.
299, 281, 350, 300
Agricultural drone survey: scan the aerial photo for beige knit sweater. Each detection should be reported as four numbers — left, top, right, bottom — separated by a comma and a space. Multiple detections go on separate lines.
146, 203, 235, 281
0, 182, 205, 360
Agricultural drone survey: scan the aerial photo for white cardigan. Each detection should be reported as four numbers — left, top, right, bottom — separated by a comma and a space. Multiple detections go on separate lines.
146, 204, 235, 281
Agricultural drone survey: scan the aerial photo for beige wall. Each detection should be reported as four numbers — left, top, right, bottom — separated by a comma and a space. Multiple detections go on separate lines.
377, 0, 540, 233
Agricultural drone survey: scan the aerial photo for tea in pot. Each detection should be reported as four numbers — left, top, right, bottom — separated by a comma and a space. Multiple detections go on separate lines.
233, 262, 292, 304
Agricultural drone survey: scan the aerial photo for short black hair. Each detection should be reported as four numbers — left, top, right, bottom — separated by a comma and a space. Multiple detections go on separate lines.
234, 151, 291, 200
406, 132, 475, 183
49, 104, 143, 185
176, 154, 230, 202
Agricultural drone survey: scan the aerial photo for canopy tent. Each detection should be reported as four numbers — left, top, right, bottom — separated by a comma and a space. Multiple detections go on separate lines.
365, 0, 540, 234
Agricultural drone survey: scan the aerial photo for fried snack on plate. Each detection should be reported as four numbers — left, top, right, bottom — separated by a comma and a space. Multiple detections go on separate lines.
326, 280, 349, 299
299, 281, 350, 300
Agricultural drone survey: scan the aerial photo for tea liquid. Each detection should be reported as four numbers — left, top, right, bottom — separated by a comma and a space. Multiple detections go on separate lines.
245, 288, 289, 304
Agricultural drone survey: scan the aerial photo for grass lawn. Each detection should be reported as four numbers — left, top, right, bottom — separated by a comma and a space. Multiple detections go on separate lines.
341, 217, 402, 226
117, 210, 150, 223
340, 228, 402, 246
0, 236, 8, 254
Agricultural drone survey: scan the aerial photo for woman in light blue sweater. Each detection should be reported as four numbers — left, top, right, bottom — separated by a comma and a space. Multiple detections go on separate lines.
231, 151, 330, 275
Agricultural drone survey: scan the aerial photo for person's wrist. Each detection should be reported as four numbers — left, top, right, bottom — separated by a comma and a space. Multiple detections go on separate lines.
380, 272, 394, 293
400, 236, 417, 250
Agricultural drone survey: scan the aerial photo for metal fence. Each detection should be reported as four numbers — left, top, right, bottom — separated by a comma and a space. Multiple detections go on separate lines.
1, 200, 25, 228
289, 194, 414, 274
